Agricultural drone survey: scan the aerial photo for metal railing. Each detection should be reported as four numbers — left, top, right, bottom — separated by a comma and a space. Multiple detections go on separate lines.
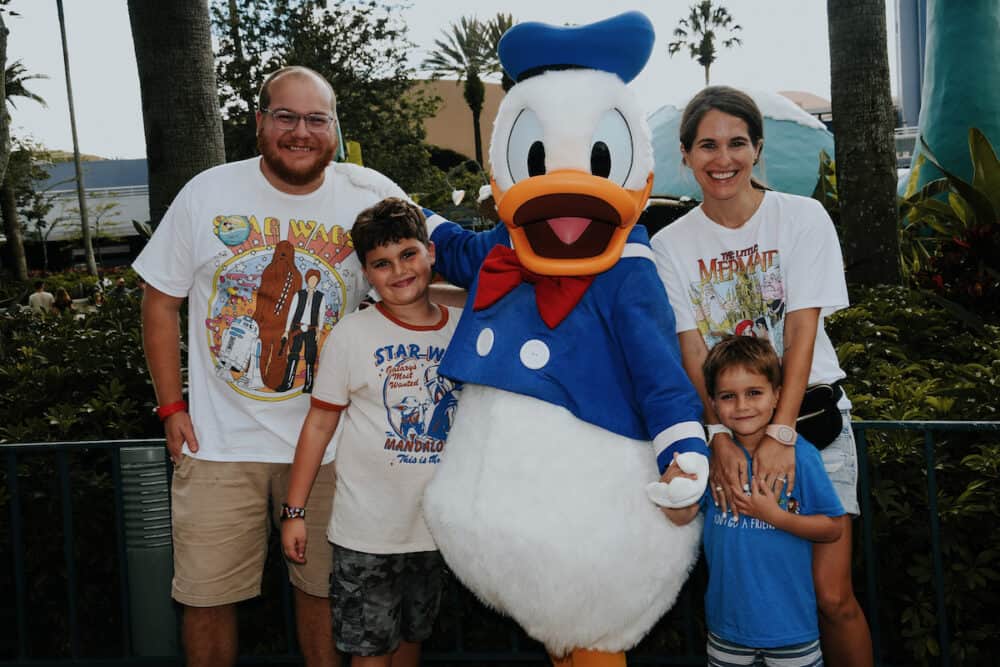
2, 421, 998, 666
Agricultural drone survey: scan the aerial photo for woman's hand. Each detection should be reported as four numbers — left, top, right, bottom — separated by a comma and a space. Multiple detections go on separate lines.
752, 435, 796, 496
709, 433, 747, 519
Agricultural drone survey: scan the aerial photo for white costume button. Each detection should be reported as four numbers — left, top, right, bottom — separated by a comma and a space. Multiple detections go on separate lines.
476, 328, 495, 356
519, 339, 550, 370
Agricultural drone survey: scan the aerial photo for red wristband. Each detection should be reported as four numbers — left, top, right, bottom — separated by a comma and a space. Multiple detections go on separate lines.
155, 400, 188, 421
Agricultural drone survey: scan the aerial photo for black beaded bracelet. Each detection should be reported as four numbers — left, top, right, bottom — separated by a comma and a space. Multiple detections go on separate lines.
280, 503, 306, 521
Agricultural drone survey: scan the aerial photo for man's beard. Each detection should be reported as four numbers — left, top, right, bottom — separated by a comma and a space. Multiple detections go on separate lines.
257, 135, 336, 187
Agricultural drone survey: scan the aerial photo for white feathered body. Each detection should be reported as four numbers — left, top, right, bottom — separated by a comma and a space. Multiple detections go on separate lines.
423, 384, 702, 656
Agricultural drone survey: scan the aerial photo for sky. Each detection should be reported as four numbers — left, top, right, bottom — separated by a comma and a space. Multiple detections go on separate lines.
6, 0, 899, 160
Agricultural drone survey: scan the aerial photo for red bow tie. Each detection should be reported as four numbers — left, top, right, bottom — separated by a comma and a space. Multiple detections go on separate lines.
472, 245, 595, 329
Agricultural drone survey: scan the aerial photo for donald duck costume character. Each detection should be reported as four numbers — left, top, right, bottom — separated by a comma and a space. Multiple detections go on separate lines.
422, 13, 709, 667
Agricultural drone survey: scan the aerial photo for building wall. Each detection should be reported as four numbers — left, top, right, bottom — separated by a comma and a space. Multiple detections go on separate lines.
415, 79, 505, 171
29, 186, 150, 243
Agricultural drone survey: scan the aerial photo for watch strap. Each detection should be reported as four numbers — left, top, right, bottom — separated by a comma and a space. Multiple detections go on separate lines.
765, 424, 797, 446
280, 503, 306, 521
705, 424, 733, 445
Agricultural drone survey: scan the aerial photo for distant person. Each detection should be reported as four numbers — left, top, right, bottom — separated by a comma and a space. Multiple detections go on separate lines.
282, 198, 460, 667
663, 336, 844, 667
110, 277, 129, 299
53, 288, 73, 314
134, 65, 409, 667
28, 280, 55, 314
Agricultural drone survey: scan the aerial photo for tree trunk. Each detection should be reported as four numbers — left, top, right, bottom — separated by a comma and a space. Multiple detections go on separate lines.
56, 0, 98, 276
0, 177, 28, 281
704, 63, 710, 87
0, 12, 10, 184
464, 70, 486, 167
827, 0, 900, 286
0, 13, 27, 282
471, 109, 484, 168
127, 0, 225, 226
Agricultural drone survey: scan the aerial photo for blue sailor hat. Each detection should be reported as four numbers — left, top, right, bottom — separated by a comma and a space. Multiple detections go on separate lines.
498, 11, 655, 85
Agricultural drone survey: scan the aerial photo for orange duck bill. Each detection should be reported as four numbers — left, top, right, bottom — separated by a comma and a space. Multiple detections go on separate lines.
493, 170, 653, 276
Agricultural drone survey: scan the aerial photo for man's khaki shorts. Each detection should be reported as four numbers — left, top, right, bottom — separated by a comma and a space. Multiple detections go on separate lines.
170, 457, 336, 607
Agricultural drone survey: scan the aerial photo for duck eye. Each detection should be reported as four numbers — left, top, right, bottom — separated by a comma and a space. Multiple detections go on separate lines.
528, 141, 546, 177
590, 109, 633, 186
591, 142, 611, 178
506, 108, 545, 184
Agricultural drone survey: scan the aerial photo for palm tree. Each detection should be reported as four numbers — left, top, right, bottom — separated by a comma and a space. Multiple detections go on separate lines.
127, 0, 225, 225
0, 11, 7, 194
667, 1, 742, 87
1, 59, 49, 281
827, 0, 900, 285
423, 16, 500, 167
484, 13, 515, 91
56, 0, 98, 276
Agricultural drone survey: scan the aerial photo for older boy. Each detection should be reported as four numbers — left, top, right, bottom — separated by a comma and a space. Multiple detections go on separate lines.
281, 198, 460, 667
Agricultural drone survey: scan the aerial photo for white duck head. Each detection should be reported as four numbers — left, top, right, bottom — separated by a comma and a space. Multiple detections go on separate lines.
489, 12, 656, 277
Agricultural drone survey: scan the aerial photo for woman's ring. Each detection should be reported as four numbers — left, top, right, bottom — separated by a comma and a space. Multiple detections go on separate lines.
715, 485, 723, 492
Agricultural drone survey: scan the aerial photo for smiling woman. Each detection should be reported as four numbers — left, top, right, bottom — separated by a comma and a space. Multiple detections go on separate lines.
651, 85, 874, 667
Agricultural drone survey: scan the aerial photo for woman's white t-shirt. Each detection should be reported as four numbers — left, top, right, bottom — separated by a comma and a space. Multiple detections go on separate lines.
651, 190, 849, 386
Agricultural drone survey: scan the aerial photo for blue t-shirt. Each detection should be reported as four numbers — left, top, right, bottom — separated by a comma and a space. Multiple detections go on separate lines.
702, 436, 845, 647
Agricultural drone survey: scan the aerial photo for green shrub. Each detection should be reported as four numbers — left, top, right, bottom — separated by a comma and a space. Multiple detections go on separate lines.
829, 284, 1000, 666
0, 293, 160, 443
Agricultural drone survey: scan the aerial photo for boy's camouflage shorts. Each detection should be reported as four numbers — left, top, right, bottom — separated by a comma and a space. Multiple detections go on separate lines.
331, 544, 445, 656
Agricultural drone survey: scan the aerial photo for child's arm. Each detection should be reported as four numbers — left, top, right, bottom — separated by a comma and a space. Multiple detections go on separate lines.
280, 405, 342, 564
732, 476, 842, 543
660, 504, 700, 526
655, 454, 701, 526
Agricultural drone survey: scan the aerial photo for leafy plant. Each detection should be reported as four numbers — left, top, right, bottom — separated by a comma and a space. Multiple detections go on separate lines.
811, 148, 839, 225
898, 128, 1000, 319
828, 284, 1000, 665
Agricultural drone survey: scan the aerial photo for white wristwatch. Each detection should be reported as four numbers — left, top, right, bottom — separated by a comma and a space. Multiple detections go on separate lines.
765, 424, 797, 446
705, 424, 733, 444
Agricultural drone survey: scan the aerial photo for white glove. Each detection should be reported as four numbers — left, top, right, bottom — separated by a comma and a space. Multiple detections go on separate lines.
646, 451, 709, 509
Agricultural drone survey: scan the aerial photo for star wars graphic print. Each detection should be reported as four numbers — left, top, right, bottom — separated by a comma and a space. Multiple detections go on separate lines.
376, 342, 459, 465
207, 214, 360, 400
687, 242, 786, 351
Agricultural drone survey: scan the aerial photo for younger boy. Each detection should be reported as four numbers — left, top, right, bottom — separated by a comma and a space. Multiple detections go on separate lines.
663, 336, 844, 667
281, 197, 461, 667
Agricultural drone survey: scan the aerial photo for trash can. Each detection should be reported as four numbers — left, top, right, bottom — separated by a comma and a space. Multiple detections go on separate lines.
120, 446, 178, 656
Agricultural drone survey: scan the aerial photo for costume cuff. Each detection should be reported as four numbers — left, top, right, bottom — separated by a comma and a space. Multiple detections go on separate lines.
653, 421, 708, 473
423, 210, 448, 237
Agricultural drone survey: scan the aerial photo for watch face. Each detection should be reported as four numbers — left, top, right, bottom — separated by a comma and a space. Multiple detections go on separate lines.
769, 424, 796, 445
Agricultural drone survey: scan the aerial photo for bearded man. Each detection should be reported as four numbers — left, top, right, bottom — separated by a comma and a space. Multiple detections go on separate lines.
135, 66, 407, 667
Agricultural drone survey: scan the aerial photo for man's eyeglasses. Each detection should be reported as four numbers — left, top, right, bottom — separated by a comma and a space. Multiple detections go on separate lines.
262, 109, 336, 133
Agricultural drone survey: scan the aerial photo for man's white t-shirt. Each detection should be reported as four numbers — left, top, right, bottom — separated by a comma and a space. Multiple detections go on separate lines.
29, 291, 54, 314
311, 303, 462, 554
651, 190, 849, 386
133, 157, 406, 463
